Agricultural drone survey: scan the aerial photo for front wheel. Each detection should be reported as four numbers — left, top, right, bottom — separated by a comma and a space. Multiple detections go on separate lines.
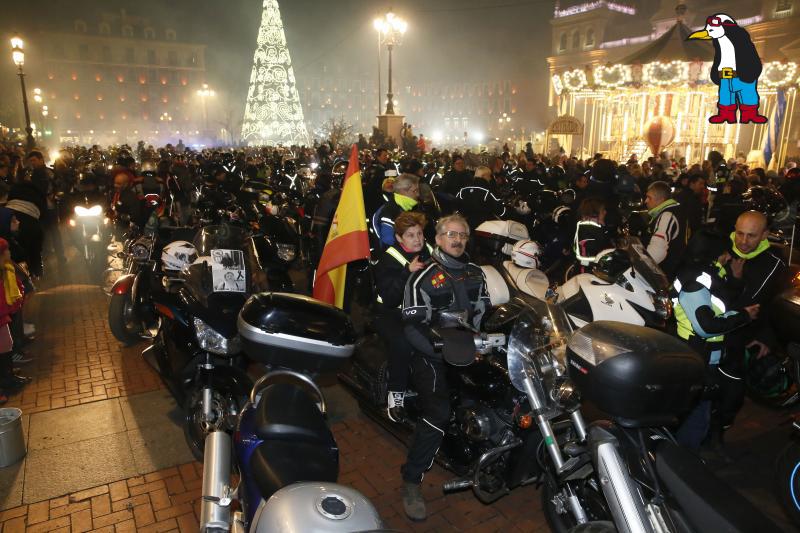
542, 479, 612, 533
108, 291, 142, 345
775, 438, 800, 527
183, 375, 252, 461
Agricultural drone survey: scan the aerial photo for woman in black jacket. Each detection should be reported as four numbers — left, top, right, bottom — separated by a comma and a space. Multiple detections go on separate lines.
373, 211, 432, 422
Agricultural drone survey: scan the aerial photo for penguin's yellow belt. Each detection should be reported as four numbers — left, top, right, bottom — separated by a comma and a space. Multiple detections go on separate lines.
719, 68, 738, 79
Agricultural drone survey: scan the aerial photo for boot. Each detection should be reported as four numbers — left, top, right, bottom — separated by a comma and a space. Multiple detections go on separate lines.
402, 482, 426, 522
387, 391, 406, 423
739, 104, 768, 124
708, 104, 737, 124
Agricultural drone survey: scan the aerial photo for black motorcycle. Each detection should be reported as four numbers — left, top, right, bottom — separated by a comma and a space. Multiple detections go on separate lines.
145, 224, 255, 459
342, 296, 781, 532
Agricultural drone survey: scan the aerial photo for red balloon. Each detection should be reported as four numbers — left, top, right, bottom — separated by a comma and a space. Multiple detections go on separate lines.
645, 116, 676, 156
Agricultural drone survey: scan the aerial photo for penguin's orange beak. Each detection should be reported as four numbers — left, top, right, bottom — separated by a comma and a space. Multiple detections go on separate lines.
688, 29, 711, 40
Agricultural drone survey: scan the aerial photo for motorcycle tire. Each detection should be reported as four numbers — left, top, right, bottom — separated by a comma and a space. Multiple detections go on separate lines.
183, 375, 252, 461
566, 522, 616, 533
108, 292, 142, 346
774, 438, 800, 527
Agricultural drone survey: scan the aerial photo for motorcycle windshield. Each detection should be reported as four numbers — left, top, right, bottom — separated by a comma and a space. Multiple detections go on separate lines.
192, 224, 249, 256
506, 298, 572, 394
625, 237, 669, 292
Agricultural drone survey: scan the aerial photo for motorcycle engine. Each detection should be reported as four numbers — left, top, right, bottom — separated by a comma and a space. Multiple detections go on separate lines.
456, 405, 503, 443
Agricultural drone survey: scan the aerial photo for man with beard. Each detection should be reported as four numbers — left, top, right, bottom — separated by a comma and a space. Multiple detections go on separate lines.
399, 214, 490, 521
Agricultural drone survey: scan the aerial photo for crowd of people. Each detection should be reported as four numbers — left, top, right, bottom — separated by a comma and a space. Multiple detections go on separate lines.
0, 132, 796, 520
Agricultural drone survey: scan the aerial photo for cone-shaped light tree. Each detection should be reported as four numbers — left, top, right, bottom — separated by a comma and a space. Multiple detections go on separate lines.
241, 0, 309, 146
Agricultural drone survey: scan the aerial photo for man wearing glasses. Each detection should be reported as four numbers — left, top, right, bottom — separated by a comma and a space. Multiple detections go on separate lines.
398, 214, 490, 521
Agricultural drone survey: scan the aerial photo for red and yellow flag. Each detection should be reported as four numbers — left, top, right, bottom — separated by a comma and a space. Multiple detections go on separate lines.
312, 144, 370, 308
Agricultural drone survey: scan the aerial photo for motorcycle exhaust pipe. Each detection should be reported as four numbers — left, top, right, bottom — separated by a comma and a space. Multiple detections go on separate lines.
443, 479, 473, 493
200, 431, 232, 532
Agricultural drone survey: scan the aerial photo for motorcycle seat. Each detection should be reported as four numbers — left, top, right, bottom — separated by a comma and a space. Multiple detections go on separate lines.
255, 383, 335, 445
654, 440, 781, 532
250, 439, 338, 501
503, 261, 549, 300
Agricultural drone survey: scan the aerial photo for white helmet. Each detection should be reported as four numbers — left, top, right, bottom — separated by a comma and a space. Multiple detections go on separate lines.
161, 240, 198, 272
511, 240, 541, 269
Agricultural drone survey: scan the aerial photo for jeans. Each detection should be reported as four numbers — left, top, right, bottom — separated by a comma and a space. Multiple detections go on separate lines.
718, 77, 759, 106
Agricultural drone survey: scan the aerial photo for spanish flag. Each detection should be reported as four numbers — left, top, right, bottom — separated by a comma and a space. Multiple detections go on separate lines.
312, 144, 371, 308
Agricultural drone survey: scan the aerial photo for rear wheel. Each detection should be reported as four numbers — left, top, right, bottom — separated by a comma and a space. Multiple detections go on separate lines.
183, 375, 252, 461
775, 438, 800, 527
108, 292, 142, 345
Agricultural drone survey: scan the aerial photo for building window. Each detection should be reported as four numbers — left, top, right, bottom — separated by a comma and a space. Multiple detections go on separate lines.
586, 28, 595, 47
559, 33, 567, 52
572, 31, 581, 49
125, 48, 135, 63
168, 50, 177, 66
188, 52, 198, 66
99, 22, 110, 35
102, 46, 112, 63
165, 29, 177, 41
79, 43, 90, 60
122, 25, 133, 37
75, 20, 87, 33
144, 27, 156, 40
147, 50, 157, 65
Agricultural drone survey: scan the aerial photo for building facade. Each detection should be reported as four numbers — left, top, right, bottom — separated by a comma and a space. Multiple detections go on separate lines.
31, 9, 207, 146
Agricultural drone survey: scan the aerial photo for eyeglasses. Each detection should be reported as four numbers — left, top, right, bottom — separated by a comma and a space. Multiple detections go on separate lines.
440, 230, 469, 240
706, 16, 736, 27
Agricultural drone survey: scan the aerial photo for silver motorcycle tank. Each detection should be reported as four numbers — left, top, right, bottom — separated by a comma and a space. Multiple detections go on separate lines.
251, 482, 384, 532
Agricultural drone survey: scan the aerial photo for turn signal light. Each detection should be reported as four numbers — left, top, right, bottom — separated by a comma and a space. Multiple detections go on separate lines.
518, 414, 533, 429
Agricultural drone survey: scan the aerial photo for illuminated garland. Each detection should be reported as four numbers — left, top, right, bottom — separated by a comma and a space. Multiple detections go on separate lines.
593, 65, 630, 88
562, 69, 588, 91
241, 0, 309, 146
552, 74, 564, 96
642, 61, 688, 86
762, 61, 798, 88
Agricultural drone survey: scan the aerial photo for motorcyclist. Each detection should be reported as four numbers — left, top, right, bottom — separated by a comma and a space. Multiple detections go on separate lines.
364, 148, 392, 217
372, 174, 421, 250
373, 212, 432, 422
643, 180, 688, 280
110, 167, 145, 230
400, 214, 490, 521
440, 155, 472, 197
671, 231, 758, 450
573, 197, 613, 273
710, 210, 787, 458
456, 166, 506, 231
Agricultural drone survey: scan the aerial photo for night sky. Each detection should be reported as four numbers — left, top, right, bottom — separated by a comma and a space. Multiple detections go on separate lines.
1, 0, 661, 133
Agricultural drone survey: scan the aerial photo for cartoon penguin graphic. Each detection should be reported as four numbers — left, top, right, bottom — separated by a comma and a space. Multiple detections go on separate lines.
689, 14, 767, 124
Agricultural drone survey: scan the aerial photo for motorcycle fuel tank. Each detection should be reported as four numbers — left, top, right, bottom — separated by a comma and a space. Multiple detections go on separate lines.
238, 293, 356, 374
567, 321, 704, 427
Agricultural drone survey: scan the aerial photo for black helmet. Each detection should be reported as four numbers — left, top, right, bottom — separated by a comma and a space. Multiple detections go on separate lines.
715, 163, 731, 184
742, 185, 788, 223
531, 190, 560, 218
746, 353, 789, 399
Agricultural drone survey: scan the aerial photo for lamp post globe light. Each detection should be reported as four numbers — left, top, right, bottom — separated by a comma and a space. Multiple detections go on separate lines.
10, 35, 35, 151
373, 12, 407, 115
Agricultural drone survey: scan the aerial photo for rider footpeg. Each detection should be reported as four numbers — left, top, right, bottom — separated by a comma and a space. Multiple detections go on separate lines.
442, 478, 474, 493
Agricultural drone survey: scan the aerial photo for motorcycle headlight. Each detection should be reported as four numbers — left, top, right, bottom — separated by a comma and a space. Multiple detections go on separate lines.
74, 205, 103, 217
194, 317, 241, 355
276, 243, 296, 262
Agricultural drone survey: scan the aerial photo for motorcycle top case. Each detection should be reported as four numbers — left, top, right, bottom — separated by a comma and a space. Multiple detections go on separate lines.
567, 321, 704, 427
237, 292, 357, 373
771, 286, 800, 343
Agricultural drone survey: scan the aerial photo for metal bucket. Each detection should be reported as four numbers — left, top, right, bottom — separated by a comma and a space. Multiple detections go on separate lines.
0, 408, 26, 467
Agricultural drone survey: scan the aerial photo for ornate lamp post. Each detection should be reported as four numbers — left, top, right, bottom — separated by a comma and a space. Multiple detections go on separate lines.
373, 12, 407, 115
10, 35, 35, 150
196, 83, 215, 132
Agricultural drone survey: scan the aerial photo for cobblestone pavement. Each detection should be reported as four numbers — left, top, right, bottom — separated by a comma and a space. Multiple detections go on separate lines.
0, 261, 794, 531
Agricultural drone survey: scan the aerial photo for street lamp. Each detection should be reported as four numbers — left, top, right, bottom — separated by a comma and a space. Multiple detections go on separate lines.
10, 35, 35, 150
196, 83, 215, 131
373, 12, 407, 115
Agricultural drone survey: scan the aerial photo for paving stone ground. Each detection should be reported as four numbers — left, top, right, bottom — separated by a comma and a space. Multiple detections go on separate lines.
0, 257, 794, 531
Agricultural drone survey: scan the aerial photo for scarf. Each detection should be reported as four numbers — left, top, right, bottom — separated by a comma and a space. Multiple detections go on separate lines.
647, 198, 678, 219
730, 232, 770, 259
394, 193, 418, 211
3, 263, 21, 306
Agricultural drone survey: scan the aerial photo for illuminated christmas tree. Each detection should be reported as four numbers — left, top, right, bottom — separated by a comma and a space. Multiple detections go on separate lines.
241, 0, 309, 146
